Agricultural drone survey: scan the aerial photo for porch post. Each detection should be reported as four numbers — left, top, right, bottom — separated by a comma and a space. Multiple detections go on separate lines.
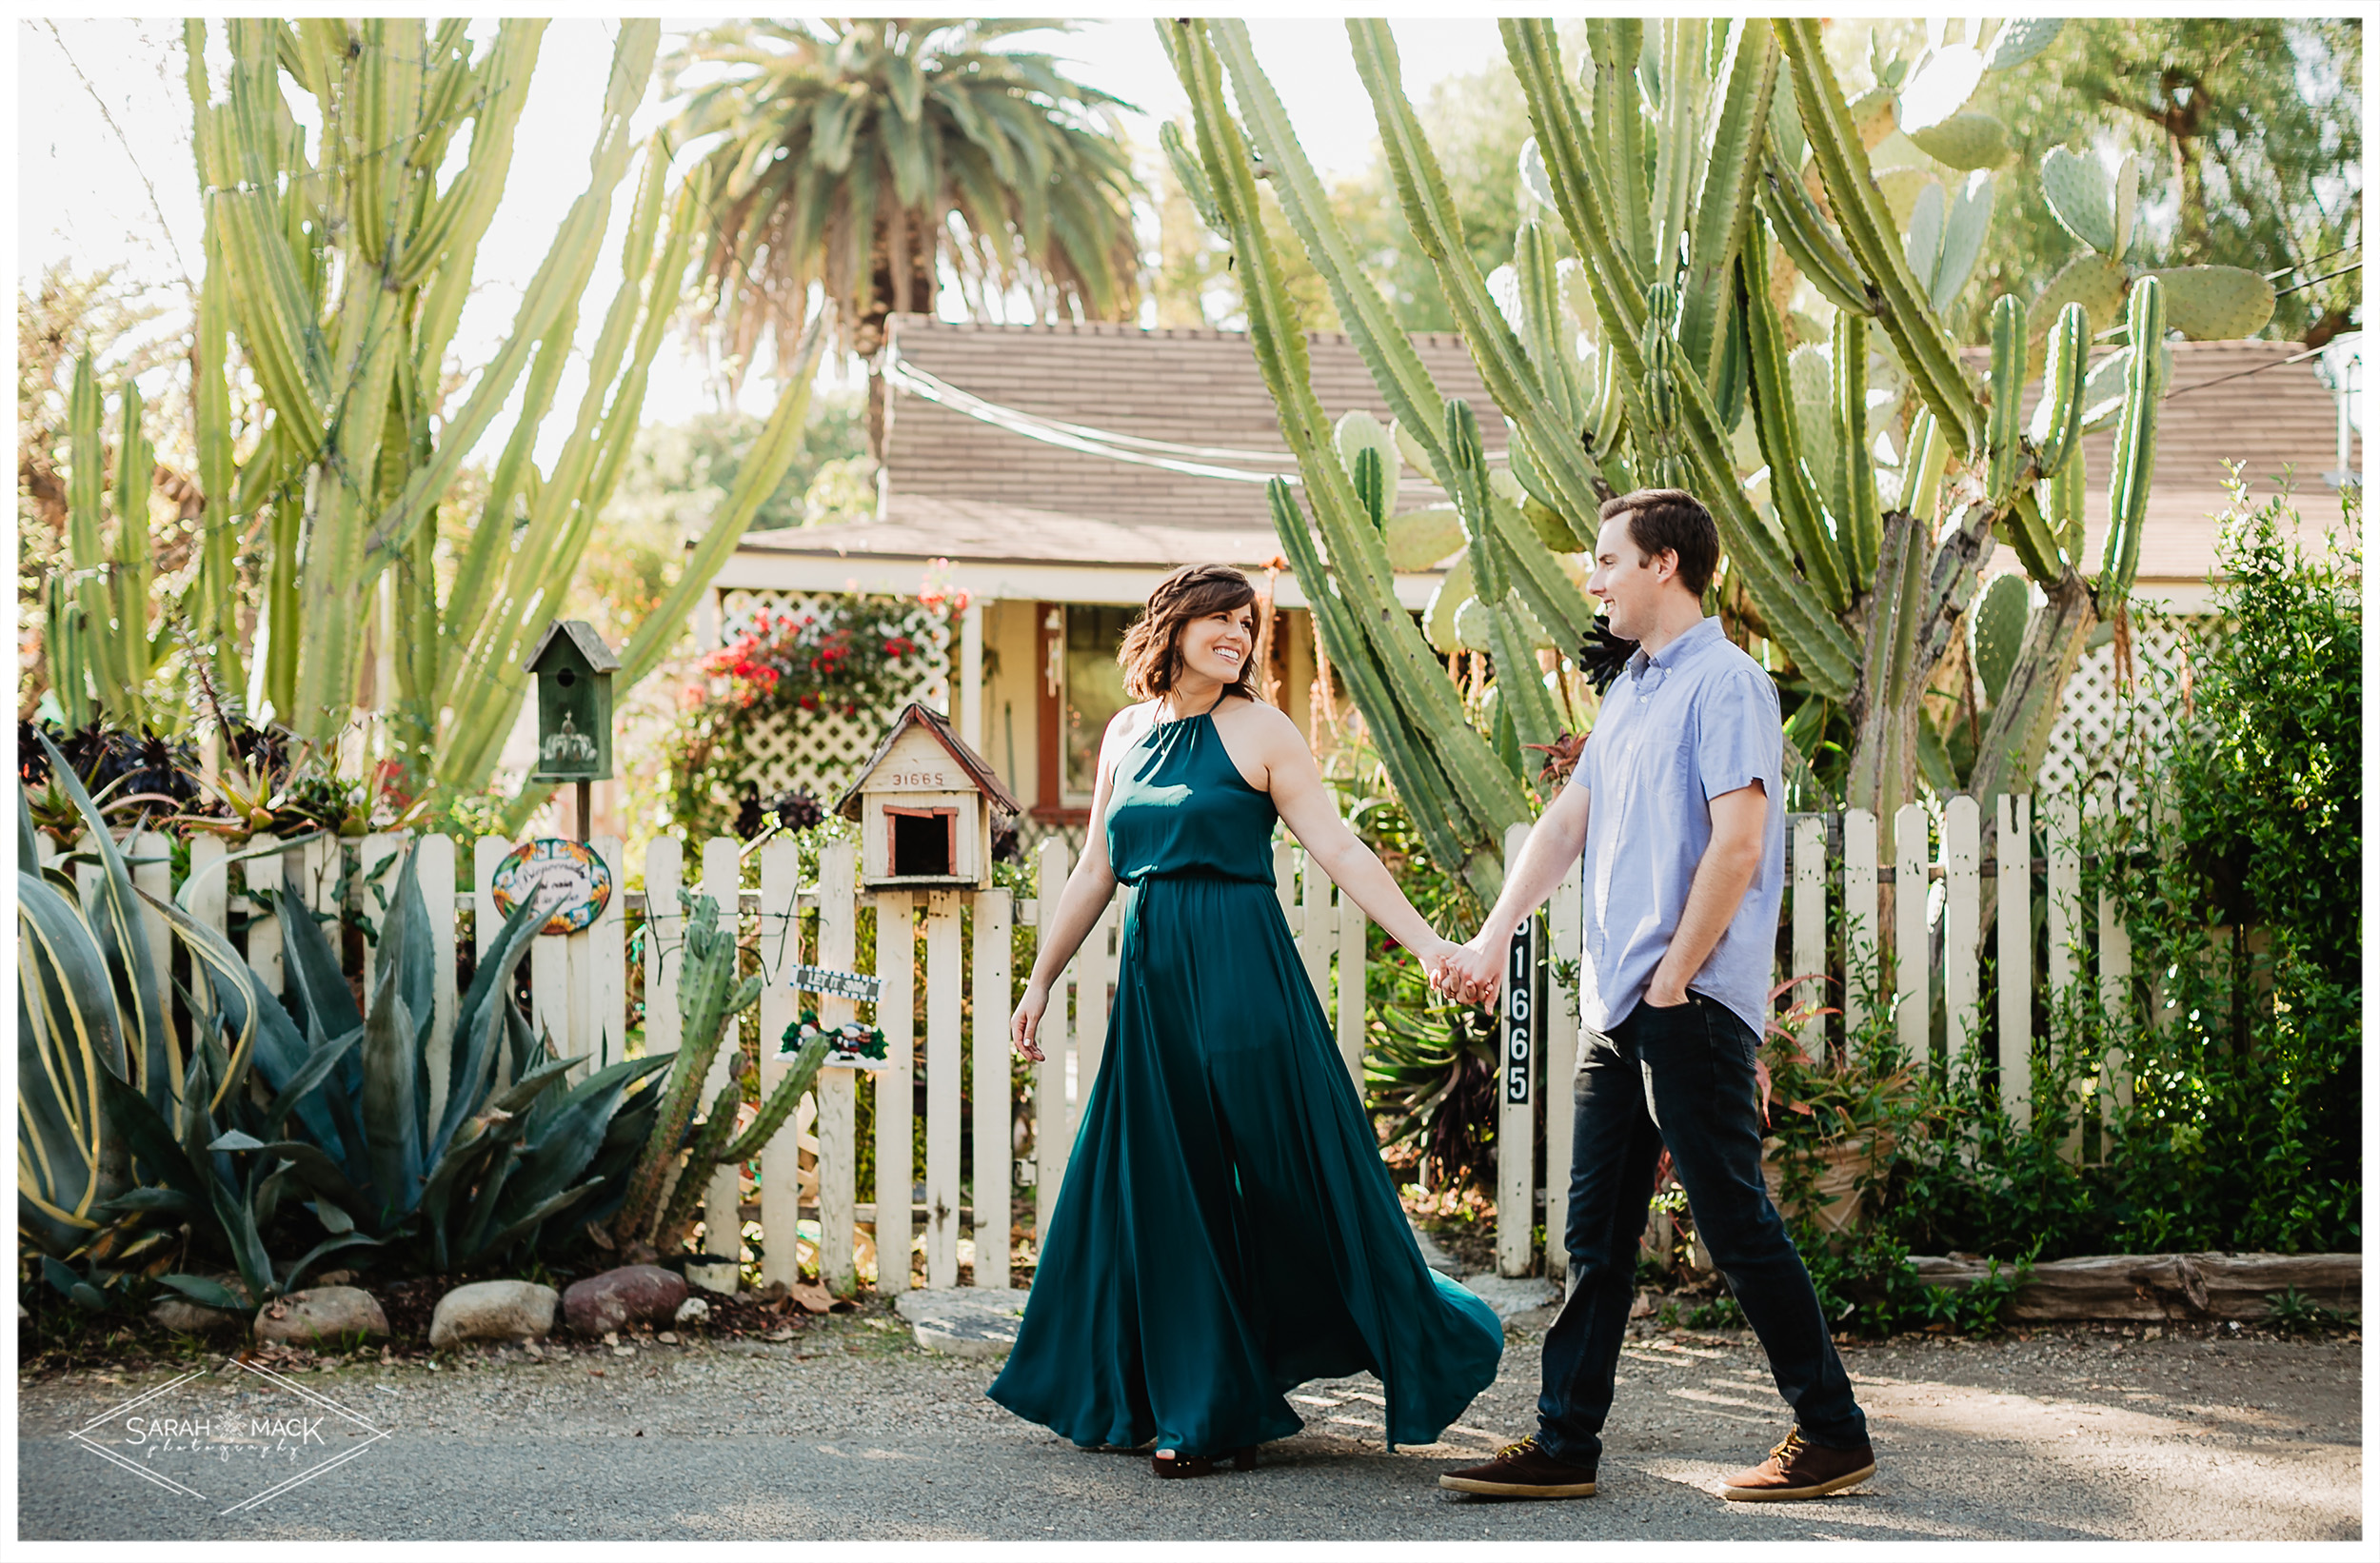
960, 598, 986, 749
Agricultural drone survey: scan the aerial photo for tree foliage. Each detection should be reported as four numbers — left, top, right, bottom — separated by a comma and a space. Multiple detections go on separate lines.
668, 18, 1144, 379
610, 393, 869, 539
1327, 56, 1539, 333
1954, 17, 2363, 344
1889, 485, 2362, 1260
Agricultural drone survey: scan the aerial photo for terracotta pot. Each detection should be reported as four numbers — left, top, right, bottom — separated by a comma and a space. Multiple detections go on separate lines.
1761, 1133, 1894, 1236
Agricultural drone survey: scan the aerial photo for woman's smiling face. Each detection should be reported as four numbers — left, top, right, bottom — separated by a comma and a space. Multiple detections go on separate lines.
1176, 603, 1256, 688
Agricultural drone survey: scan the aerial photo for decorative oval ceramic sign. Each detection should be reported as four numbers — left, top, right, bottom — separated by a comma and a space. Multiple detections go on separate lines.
490, 838, 612, 936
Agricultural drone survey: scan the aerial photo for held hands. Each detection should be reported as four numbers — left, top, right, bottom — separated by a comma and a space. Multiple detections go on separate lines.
1427, 932, 1505, 1011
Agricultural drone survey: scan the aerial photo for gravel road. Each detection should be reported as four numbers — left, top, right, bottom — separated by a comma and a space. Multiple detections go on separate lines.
18, 1309, 2359, 1542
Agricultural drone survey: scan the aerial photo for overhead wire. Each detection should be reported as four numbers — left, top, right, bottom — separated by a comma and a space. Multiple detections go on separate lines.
2273, 260, 2360, 297
882, 352, 1298, 484
2162, 340, 2352, 400
2265, 246, 2360, 282
47, 21, 195, 298
883, 350, 1508, 487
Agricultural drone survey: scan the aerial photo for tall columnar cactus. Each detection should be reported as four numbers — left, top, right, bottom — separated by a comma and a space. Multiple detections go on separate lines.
1169, 16, 2196, 838
605, 890, 830, 1257
50, 356, 161, 728
51, 20, 827, 821
1162, 21, 1539, 899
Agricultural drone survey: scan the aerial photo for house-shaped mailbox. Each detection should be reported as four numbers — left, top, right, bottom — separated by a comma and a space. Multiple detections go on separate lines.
836, 702, 1021, 889
525, 620, 618, 782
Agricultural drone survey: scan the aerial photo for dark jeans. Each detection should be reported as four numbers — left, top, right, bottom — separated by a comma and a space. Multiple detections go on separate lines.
1535, 991, 1867, 1468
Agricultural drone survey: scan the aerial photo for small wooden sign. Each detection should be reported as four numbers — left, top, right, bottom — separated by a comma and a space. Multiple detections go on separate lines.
788, 963, 883, 1002
1503, 920, 1535, 1104
490, 838, 613, 936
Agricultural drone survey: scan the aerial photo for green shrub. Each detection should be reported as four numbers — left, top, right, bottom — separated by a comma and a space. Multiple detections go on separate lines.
1751, 480, 2361, 1332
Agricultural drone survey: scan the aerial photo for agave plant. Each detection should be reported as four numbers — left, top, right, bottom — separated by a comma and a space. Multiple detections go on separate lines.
1166, 17, 2205, 873
202, 833, 676, 1285
1362, 953, 1501, 1195
17, 729, 673, 1315
16, 730, 336, 1313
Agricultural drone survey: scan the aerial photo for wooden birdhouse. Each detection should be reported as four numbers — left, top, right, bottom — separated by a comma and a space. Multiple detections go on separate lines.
837, 702, 1021, 889
525, 620, 618, 782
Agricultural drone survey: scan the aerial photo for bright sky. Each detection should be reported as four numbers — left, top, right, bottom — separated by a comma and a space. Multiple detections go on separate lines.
16, 15, 1512, 442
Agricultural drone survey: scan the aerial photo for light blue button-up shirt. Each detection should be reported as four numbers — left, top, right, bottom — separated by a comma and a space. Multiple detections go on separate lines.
1564, 615, 1783, 1043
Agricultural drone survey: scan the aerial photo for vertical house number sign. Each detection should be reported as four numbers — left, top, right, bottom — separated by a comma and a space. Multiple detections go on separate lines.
1503, 920, 1535, 1104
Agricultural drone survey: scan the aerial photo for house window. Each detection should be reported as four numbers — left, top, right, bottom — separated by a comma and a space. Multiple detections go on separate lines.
1062, 604, 1138, 801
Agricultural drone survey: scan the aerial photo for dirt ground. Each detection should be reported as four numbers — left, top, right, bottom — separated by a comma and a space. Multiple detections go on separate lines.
15, 1306, 2360, 1542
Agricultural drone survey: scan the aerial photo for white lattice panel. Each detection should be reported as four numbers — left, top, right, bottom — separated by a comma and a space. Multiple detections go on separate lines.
2035, 616, 2195, 797
716, 588, 952, 800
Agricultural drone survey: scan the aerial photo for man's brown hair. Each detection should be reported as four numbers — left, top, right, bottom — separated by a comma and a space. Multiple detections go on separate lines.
1117, 563, 1259, 702
1598, 487, 1719, 596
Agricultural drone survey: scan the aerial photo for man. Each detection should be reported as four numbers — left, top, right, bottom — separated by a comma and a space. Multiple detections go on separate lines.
1430, 488, 1874, 1503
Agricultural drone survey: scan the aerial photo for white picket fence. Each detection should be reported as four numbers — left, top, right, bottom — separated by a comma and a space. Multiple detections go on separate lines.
41, 826, 1369, 1299
1499, 793, 2140, 1281
40, 790, 2134, 1294
1778, 794, 2134, 1141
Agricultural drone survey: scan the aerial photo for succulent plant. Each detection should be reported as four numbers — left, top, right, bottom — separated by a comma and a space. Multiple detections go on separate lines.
48, 19, 831, 836
1165, 13, 2177, 847
1158, 18, 1540, 896
603, 888, 831, 1259
2137, 264, 2282, 343
1972, 573, 2033, 708
2033, 143, 2275, 342
17, 720, 682, 1313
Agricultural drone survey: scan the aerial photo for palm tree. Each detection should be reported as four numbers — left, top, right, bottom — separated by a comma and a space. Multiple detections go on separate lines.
668, 18, 1144, 448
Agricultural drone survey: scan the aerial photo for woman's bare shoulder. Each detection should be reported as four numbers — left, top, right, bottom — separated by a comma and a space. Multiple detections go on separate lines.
1103, 700, 1162, 748
1216, 691, 1300, 735
1213, 692, 1308, 763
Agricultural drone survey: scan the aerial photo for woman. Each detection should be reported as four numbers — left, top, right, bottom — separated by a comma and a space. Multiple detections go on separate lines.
987, 563, 1502, 1477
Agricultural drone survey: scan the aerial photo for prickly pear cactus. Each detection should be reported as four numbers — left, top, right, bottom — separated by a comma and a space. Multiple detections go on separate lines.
2141, 265, 2282, 342
2034, 147, 2275, 340
2041, 147, 2127, 256
1908, 111, 2009, 170
1972, 573, 2032, 707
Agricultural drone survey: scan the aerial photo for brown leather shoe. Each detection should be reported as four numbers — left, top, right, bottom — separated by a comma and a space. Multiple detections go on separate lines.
1438, 1435, 1597, 1498
1721, 1426, 1876, 1501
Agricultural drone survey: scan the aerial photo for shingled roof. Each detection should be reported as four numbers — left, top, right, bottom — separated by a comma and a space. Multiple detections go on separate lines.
1971, 337, 2360, 585
735, 314, 1497, 571
832, 701, 1022, 821
731, 316, 2358, 585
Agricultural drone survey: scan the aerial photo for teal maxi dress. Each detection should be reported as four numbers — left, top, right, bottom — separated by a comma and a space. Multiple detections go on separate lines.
987, 694, 1503, 1457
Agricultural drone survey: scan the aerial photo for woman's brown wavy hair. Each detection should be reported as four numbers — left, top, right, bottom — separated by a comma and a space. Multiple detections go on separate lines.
1117, 563, 1259, 702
